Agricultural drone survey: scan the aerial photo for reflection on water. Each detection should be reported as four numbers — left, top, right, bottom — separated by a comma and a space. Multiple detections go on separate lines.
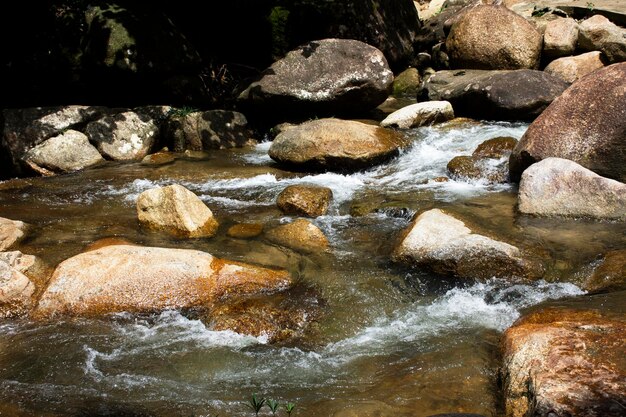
0, 120, 624, 416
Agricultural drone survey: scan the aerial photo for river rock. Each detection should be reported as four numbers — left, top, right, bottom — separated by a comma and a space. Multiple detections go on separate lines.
544, 51, 606, 83
277, 185, 333, 218
86, 111, 158, 161
578, 14, 626, 64
165, 110, 256, 152
34, 245, 292, 318
226, 223, 264, 239
518, 158, 626, 219
0, 251, 46, 280
268, 118, 407, 172
502, 308, 626, 417
1, 106, 107, 175
543, 17, 579, 59
265, 219, 329, 254
238, 39, 393, 118
447, 155, 508, 184
0, 260, 35, 318
0, 217, 26, 251
425, 69, 568, 120
23, 130, 104, 176
392, 68, 422, 97
137, 184, 219, 238
581, 249, 626, 293
509, 63, 626, 182
446, 5, 542, 70
392, 209, 543, 281
473, 137, 518, 159
141, 151, 176, 165
380, 101, 454, 129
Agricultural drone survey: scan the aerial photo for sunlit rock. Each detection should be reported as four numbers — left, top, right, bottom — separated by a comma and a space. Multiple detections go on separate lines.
86, 111, 158, 161
380, 101, 454, 129
265, 219, 329, 254
277, 185, 333, 218
0, 217, 26, 252
0, 259, 35, 318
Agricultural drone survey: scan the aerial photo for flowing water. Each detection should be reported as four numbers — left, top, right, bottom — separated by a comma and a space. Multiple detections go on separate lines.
0, 120, 624, 417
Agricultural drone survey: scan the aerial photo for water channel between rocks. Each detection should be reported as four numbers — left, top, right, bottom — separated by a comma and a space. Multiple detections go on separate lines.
0, 120, 624, 417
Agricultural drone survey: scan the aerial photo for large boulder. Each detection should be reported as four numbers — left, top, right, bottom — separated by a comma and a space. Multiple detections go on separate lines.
392, 209, 544, 281
502, 308, 626, 417
136, 184, 219, 238
23, 130, 104, 176
578, 14, 626, 64
1, 106, 107, 175
265, 219, 329, 254
0, 260, 35, 318
446, 5, 542, 70
164, 110, 256, 151
544, 51, 606, 83
509, 63, 626, 182
380, 101, 454, 129
238, 39, 393, 118
268, 118, 407, 172
0, 217, 26, 251
543, 17, 579, 59
86, 111, 159, 161
518, 158, 626, 220
276, 185, 333, 218
34, 245, 292, 318
425, 69, 568, 120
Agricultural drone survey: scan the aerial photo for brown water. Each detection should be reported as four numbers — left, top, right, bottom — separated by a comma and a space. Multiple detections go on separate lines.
0, 120, 624, 417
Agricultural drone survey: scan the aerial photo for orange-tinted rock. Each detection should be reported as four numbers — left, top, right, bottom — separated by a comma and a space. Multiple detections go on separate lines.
265, 219, 329, 254
582, 249, 626, 293
0, 217, 26, 251
0, 259, 35, 318
226, 223, 264, 239
277, 185, 333, 217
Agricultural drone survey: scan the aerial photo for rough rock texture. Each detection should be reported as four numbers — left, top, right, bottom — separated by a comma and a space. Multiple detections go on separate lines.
544, 51, 606, 83
392, 67, 422, 97
23, 130, 104, 176
473, 137, 518, 159
381, 101, 454, 128
1, 106, 107, 175
265, 219, 329, 254
136, 184, 219, 238
392, 209, 543, 281
446, 5, 543, 70
581, 249, 626, 293
510, 63, 626, 182
425, 69, 568, 120
238, 39, 394, 118
0, 251, 46, 281
0, 260, 35, 318
543, 17, 579, 59
268, 118, 407, 172
502, 308, 626, 417
277, 185, 333, 218
519, 158, 626, 220
164, 110, 256, 152
578, 14, 626, 64
141, 151, 176, 165
447, 155, 509, 184
34, 245, 292, 318
86, 111, 158, 161
0, 217, 26, 251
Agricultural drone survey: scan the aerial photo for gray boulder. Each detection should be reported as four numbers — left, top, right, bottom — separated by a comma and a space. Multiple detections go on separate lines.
578, 14, 626, 64
238, 39, 393, 118
510, 63, 626, 182
23, 130, 104, 176
518, 158, 626, 220
425, 69, 569, 120
86, 111, 158, 161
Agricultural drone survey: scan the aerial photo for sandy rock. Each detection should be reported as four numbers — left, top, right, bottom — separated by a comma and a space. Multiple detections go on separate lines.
519, 158, 626, 219
381, 101, 454, 129
0, 260, 35, 318
86, 111, 158, 161
23, 130, 104, 176
502, 308, 626, 417
578, 14, 626, 64
269, 118, 407, 172
0, 217, 26, 251
543, 17, 579, 59
544, 51, 606, 83
34, 245, 292, 317
392, 209, 543, 281
277, 185, 333, 218
136, 184, 219, 238
265, 219, 329, 254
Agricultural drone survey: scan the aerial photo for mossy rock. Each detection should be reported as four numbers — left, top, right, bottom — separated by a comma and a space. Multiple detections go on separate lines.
392, 67, 422, 97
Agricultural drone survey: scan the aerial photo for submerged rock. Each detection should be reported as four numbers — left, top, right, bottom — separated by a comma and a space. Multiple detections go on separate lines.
392, 209, 544, 281
226, 223, 264, 239
86, 111, 158, 161
544, 51, 605, 84
581, 249, 626, 293
137, 184, 219, 238
23, 130, 104, 176
34, 245, 292, 318
141, 151, 176, 165
502, 308, 626, 417
265, 219, 329, 254
380, 101, 454, 129
510, 63, 626, 182
277, 185, 333, 218
238, 38, 393, 118
518, 158, 626, 220
0, 260, 35, 318
0, 217, 26, 251
269, 118, 407, 172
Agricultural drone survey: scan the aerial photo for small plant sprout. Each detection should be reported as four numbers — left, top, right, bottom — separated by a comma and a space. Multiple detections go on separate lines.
267, 399, 279, 416
285, 402, 296, 416
247, 394, 266, 417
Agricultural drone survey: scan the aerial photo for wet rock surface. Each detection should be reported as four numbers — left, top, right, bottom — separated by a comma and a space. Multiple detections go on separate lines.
277, 185, 333, 218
